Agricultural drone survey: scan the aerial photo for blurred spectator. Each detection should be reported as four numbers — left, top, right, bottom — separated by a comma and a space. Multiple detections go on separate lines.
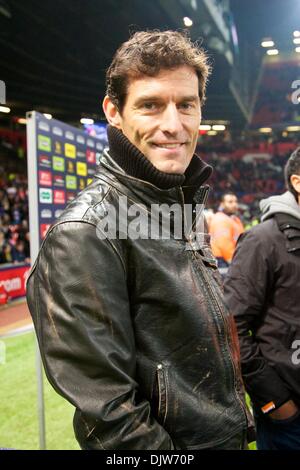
11, 240, 29, 263
0, 213, 12, 240
224, 147, 300, 449
209, 192, 244, 267
0, 188, 9, 213
1, 243, 13, 264
0, 230, 6, 263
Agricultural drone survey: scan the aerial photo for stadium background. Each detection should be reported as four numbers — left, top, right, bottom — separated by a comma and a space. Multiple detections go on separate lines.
0, 0, 300, 450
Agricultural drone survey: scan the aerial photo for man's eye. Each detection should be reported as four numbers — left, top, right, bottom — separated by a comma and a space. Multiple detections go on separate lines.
179, 102, 193, 109
142, 102, 157, 110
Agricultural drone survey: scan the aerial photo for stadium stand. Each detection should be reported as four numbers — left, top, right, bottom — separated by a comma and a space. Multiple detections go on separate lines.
251, 58, 300, 127
0, 127, 299, 264
0, 135, 29, 265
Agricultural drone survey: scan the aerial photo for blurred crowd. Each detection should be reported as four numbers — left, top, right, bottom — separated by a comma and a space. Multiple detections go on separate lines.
0, 131, 299, 265
252, 60, 300, 126
0, 138, 30, 265
197, 137, 300, 225
205, 151, 287, 223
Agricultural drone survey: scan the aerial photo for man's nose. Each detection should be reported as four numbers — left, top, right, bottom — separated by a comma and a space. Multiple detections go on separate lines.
160, 104, 184, 134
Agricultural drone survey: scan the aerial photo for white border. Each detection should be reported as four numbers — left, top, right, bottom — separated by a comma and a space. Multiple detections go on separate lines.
26, 111, 46, 449
26, 111, 40, 264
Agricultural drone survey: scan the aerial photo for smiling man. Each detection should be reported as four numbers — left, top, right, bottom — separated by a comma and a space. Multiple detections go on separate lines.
103, 65, 200, 175
27, 30, 249, 450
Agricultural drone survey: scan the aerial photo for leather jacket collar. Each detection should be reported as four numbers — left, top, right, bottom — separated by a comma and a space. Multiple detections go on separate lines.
96, 149, 212, 207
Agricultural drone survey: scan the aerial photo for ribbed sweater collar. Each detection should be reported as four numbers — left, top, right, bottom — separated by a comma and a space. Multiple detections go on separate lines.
107, 125, 212, 194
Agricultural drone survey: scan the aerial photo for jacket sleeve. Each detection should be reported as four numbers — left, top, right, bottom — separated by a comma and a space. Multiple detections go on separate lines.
26, 221, 174, 450
224, 229, 291, 413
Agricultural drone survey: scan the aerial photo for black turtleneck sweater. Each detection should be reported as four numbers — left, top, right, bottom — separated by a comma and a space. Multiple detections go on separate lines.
106, 125, 212, 201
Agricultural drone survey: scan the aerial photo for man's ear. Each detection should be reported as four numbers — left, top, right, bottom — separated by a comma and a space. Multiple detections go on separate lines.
290, 174, 300, 197
102, 95, 122, 129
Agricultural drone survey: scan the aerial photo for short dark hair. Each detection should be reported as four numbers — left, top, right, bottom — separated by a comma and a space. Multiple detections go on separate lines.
106, 30, 211, 112
285, 147, 300, 198
221, 191, 237, 202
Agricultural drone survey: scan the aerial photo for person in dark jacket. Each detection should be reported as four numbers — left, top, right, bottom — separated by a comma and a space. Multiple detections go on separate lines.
225, 147, 300, 449
26, 30, 248, 450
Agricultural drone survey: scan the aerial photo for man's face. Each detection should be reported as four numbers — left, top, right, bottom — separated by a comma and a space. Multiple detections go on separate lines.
290, 173, 300, 205
104, 66, 201, 174
221, 195, 238, 215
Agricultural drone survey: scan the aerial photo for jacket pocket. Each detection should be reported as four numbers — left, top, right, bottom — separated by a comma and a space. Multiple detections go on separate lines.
156, 363, 168, 426
267, 410, 300, 427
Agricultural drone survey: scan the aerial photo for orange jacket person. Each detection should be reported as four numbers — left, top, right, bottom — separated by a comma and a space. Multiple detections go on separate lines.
209, 192, 244, 266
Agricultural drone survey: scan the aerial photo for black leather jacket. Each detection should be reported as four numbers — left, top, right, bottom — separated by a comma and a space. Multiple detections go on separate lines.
26, 153, 247, 450
225, 212, 300, 413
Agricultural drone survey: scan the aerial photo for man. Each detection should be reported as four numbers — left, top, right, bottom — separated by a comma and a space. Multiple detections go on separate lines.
26, 30, 248, 450
209, 192, 244, 267
224, 148, 300, 449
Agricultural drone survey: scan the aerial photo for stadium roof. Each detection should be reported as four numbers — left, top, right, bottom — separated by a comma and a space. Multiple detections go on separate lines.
0, 0, 300, 130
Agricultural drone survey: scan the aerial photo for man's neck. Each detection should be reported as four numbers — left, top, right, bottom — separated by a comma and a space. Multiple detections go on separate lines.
106, 125, 212, 197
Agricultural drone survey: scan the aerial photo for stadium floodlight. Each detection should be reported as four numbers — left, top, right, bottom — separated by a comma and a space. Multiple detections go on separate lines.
267, 49, 279, 55
80, 118, 94, 125
293, 31, 300, 37
259, 127, 272, 133
286, 126, 300, 132
17, 118, 27, 125
0, 105, 10, 113
293, 38, 300, 44
296, 47, 300, 53
43, 113, 52, 120
261, 40, 275, 48
183, 17, 193, 27
212, 125, 226, 131
199, 125, 211, 131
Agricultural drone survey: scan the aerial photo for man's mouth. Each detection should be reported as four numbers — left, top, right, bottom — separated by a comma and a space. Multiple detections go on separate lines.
152, 142, 185, 149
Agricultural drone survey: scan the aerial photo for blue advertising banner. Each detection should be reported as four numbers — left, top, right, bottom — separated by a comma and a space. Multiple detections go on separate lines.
26, 111, 108, 449
27, 111, 107, 257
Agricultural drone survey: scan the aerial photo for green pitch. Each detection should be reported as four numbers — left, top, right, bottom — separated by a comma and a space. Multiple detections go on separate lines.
0, 330, 257, 450
0, 332, 79, 450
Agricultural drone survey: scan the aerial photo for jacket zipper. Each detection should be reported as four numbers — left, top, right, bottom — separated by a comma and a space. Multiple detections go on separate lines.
179, 186, 210, 244
197, 254, 248, 425
156, 364, 168, 426
179, 187, 247, 426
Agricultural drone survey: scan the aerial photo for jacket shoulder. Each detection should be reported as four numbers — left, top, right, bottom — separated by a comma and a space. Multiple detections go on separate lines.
237, 218, 276, 246
56, 177, 111, 226
246, 218, 276, 238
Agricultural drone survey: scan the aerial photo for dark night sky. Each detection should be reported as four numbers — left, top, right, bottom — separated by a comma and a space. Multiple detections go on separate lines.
231, 0, 300, 48
1, 0, 299, 125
